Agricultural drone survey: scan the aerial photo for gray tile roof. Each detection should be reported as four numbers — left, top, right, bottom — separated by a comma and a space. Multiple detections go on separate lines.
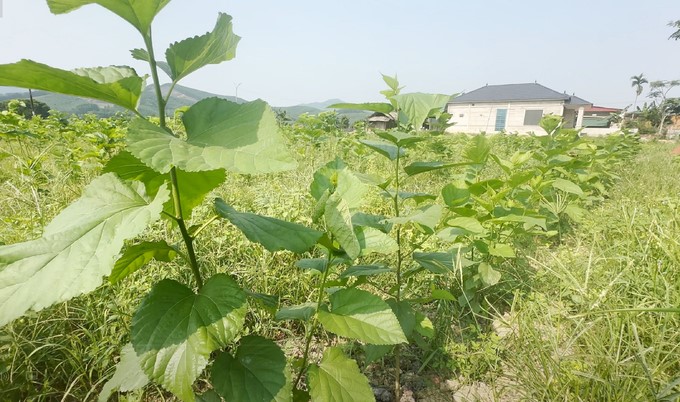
449, 83, 591, 105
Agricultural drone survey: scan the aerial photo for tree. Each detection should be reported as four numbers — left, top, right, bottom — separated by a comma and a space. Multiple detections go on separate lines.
74, 102, 101, 115
274, 108, 291, 127
665, 97, 680, 116
648, 80, 680, 136
669, 20, 680, 41
630, 74, 648, 111
0, 98, 50, 118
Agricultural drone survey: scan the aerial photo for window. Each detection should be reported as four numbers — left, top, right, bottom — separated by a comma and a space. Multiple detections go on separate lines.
495, 109, 507, 131
523, 109, 543, 125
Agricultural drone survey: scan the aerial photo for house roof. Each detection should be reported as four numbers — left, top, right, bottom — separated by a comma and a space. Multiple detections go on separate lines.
449, 83, 591, 106
585, 106, 621, 113
368, 112, 397, 122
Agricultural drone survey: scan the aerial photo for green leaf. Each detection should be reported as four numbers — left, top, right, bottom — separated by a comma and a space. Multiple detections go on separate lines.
295, 258, 328, 273
392, 93, 451, 129
351, 213, 392, 233
552, 178, 584, 196
215, 199, 322, 254
430, 288, 456, 301
131, 48, 172, 78
246, 291, 279, 309
312, 190, 331, 223
324, 192, 360, 259
464, 135, 491, 164
413, 252, 453, 274
0, 173, 169, 326
473, 239, 490, 254
212, 336, 287, 402
0, 60, 143, 111
488, 214, 547, 231
317, 288, 406, 345
445, 217, 486, 236
165, 13, 241, 82
98, 344, 149, 402
397, 192, 437, 204
490, 154, 513, 174
307, 347, 375, 402
104, 151, 226, 219
382, 74, 400, 92
478, 263, 501, 286
311, 159, 367, 209
131, 274, 247, 402
327, 102, 393, 114
540, 114, 562, 135
386, 299, 416, 338
196, 391, 223, 402
340, 265, 391, 278
375, 131, 425, 148
363, 344, 392, 365
404, 161, 469, 176
355, 227, 398, 256
359, 139, 403, 160
47, 0, 170, 35
387, 205, 442, 233
110, 241, 177, 284
275, 303, 317, 322
468, 179, 504, 196
380, 74, 402, 104
127, 98, 296, 174
442, 182, 470, 208
564, 204, 586, 222
414, 312, 435, 339
294, 389, 311, 402
508, 170, 536, 187
488, 244, 516, 258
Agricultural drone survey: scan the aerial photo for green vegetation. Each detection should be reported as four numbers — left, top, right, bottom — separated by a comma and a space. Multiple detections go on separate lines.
0, 98, 51, 119
0, 2, 678, 402
503, 142, 680, 401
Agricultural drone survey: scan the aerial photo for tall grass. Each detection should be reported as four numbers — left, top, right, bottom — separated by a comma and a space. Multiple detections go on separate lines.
502, 142, 680, 401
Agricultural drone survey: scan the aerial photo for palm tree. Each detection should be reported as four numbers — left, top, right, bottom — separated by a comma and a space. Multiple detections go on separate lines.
631, 74, 648, 112
669, 20, 680, 41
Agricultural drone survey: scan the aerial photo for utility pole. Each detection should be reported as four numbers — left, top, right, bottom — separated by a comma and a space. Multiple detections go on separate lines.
28, 88, 36, 117
234, 82, 241, 103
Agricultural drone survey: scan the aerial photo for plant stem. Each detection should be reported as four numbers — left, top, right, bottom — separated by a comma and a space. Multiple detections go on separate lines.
143, 32, 166, 128
191, 215, 220, 239
143, 31, 204, 289
393, 146, 403, 402
293, 252, 333, 389
171, 169, 204, 289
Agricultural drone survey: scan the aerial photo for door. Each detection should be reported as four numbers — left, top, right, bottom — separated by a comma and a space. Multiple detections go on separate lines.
495, 108, 507, 132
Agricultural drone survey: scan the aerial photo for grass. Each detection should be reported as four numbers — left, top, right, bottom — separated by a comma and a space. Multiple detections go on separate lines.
499, 141, 680, 401
1, 113, 676, 401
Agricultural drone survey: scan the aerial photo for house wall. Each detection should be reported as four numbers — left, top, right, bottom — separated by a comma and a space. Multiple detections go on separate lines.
581, 125, 621, 136
445, 101, 565, 134
563, 109, 577, 128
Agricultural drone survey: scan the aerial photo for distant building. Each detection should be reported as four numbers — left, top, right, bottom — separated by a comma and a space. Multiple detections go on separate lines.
580, 106, 623, 135
445, 83, 617, 135
367, 112, 397, 130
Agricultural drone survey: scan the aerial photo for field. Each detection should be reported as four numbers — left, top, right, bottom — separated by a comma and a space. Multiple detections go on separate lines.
1, 107, 678, 401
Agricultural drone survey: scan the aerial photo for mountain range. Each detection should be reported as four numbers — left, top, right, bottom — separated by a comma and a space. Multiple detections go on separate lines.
0, 85, 370, 122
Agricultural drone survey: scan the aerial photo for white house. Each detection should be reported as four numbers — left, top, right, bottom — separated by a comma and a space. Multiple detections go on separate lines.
445, 83, 597, 134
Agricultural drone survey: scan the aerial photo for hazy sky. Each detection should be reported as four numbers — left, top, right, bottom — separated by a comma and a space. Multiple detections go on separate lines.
1, 0, 679, 107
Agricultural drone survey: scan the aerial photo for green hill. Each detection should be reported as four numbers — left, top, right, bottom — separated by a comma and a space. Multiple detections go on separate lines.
137, 84, 246, 116
276, 99, 371, 123
0, 85, 370, 122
